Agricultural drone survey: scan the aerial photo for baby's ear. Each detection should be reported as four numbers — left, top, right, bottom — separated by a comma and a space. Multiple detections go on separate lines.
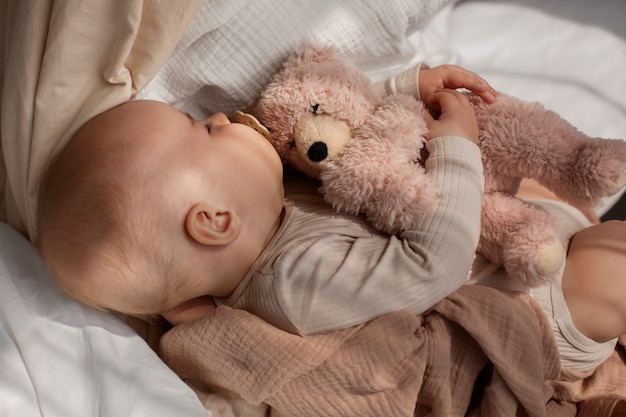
185, 203, 240, 246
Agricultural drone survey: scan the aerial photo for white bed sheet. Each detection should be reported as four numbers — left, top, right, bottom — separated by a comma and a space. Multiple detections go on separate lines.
0, 222, 207, 417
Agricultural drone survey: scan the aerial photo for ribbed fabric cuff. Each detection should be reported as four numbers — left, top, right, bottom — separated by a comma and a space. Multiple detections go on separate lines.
374, 62, 429, 101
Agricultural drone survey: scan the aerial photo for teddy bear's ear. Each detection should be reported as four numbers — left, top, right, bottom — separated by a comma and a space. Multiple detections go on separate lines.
289, 45, 338, 68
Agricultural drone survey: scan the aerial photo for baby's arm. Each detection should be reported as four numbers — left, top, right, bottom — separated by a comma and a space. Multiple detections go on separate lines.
387, 90, 483, 307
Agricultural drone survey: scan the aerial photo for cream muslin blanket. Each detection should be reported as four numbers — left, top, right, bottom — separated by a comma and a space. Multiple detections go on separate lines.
0, 0, 202, 239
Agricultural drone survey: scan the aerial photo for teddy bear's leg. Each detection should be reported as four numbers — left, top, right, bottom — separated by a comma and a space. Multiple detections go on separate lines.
479, 192, 565, 287
553, 137, 626, 206
472, 93, 626, 207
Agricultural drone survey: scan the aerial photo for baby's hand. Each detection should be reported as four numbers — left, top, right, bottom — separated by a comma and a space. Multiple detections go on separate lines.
419, 65, 497, 104
423, 89, 479, 143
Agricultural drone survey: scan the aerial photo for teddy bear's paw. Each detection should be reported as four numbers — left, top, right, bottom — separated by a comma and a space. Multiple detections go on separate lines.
547, 139, 626, 206
585, 170, 626, 203
576, 140, 626, 200
608, 172, 626, 196
505, 237, 565, 288
535, 238, 566, 282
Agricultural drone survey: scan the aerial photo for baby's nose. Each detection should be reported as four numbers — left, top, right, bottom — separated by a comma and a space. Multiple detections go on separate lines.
202, 112, 230, 127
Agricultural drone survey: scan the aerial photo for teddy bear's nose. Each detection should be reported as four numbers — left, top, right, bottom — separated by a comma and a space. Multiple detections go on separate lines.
307, 141, 328, 162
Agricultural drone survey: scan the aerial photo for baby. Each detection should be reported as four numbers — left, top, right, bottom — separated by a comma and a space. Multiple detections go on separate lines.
36, 64, 624, 373
36, 65, 489, 331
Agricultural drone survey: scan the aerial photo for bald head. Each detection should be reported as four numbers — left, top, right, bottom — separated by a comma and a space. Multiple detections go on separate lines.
36, 101, 187, 314
35, 99, 285, 315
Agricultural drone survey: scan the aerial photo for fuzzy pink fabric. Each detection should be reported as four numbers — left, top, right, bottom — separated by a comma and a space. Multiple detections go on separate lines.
160, 285, 626, 416
255, 48, 626, 288
469, 93, 626, 286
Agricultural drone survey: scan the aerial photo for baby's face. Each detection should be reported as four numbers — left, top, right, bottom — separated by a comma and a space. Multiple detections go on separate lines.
116, 100, 285, 214
128, 101, 283, 189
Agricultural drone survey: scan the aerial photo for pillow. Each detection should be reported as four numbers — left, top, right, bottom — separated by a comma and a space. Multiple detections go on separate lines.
0, 0, 201, 239
0, 222, 207, 417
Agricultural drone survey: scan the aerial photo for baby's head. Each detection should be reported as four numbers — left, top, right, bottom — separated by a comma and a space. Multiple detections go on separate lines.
37, 100, 284, 316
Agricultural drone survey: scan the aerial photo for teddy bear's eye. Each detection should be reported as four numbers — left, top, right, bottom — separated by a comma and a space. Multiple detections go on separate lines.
310, 103, 320, 114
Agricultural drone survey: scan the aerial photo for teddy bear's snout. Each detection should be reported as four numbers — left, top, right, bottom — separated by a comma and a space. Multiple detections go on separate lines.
307, 142, 328, 162
293, 113, 352, 167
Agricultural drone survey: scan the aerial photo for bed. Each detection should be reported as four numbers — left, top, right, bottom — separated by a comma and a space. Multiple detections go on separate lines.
1, 0, 625, 416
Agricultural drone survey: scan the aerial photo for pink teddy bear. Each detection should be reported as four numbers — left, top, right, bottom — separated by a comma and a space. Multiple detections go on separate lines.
250, 47, 626, 287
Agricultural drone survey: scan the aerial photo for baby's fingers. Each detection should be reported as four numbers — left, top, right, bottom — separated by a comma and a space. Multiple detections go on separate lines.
441, 66, 497, 103
426, 89, 478, 143
426, 88, 469, 114
422, 107, 436, 134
